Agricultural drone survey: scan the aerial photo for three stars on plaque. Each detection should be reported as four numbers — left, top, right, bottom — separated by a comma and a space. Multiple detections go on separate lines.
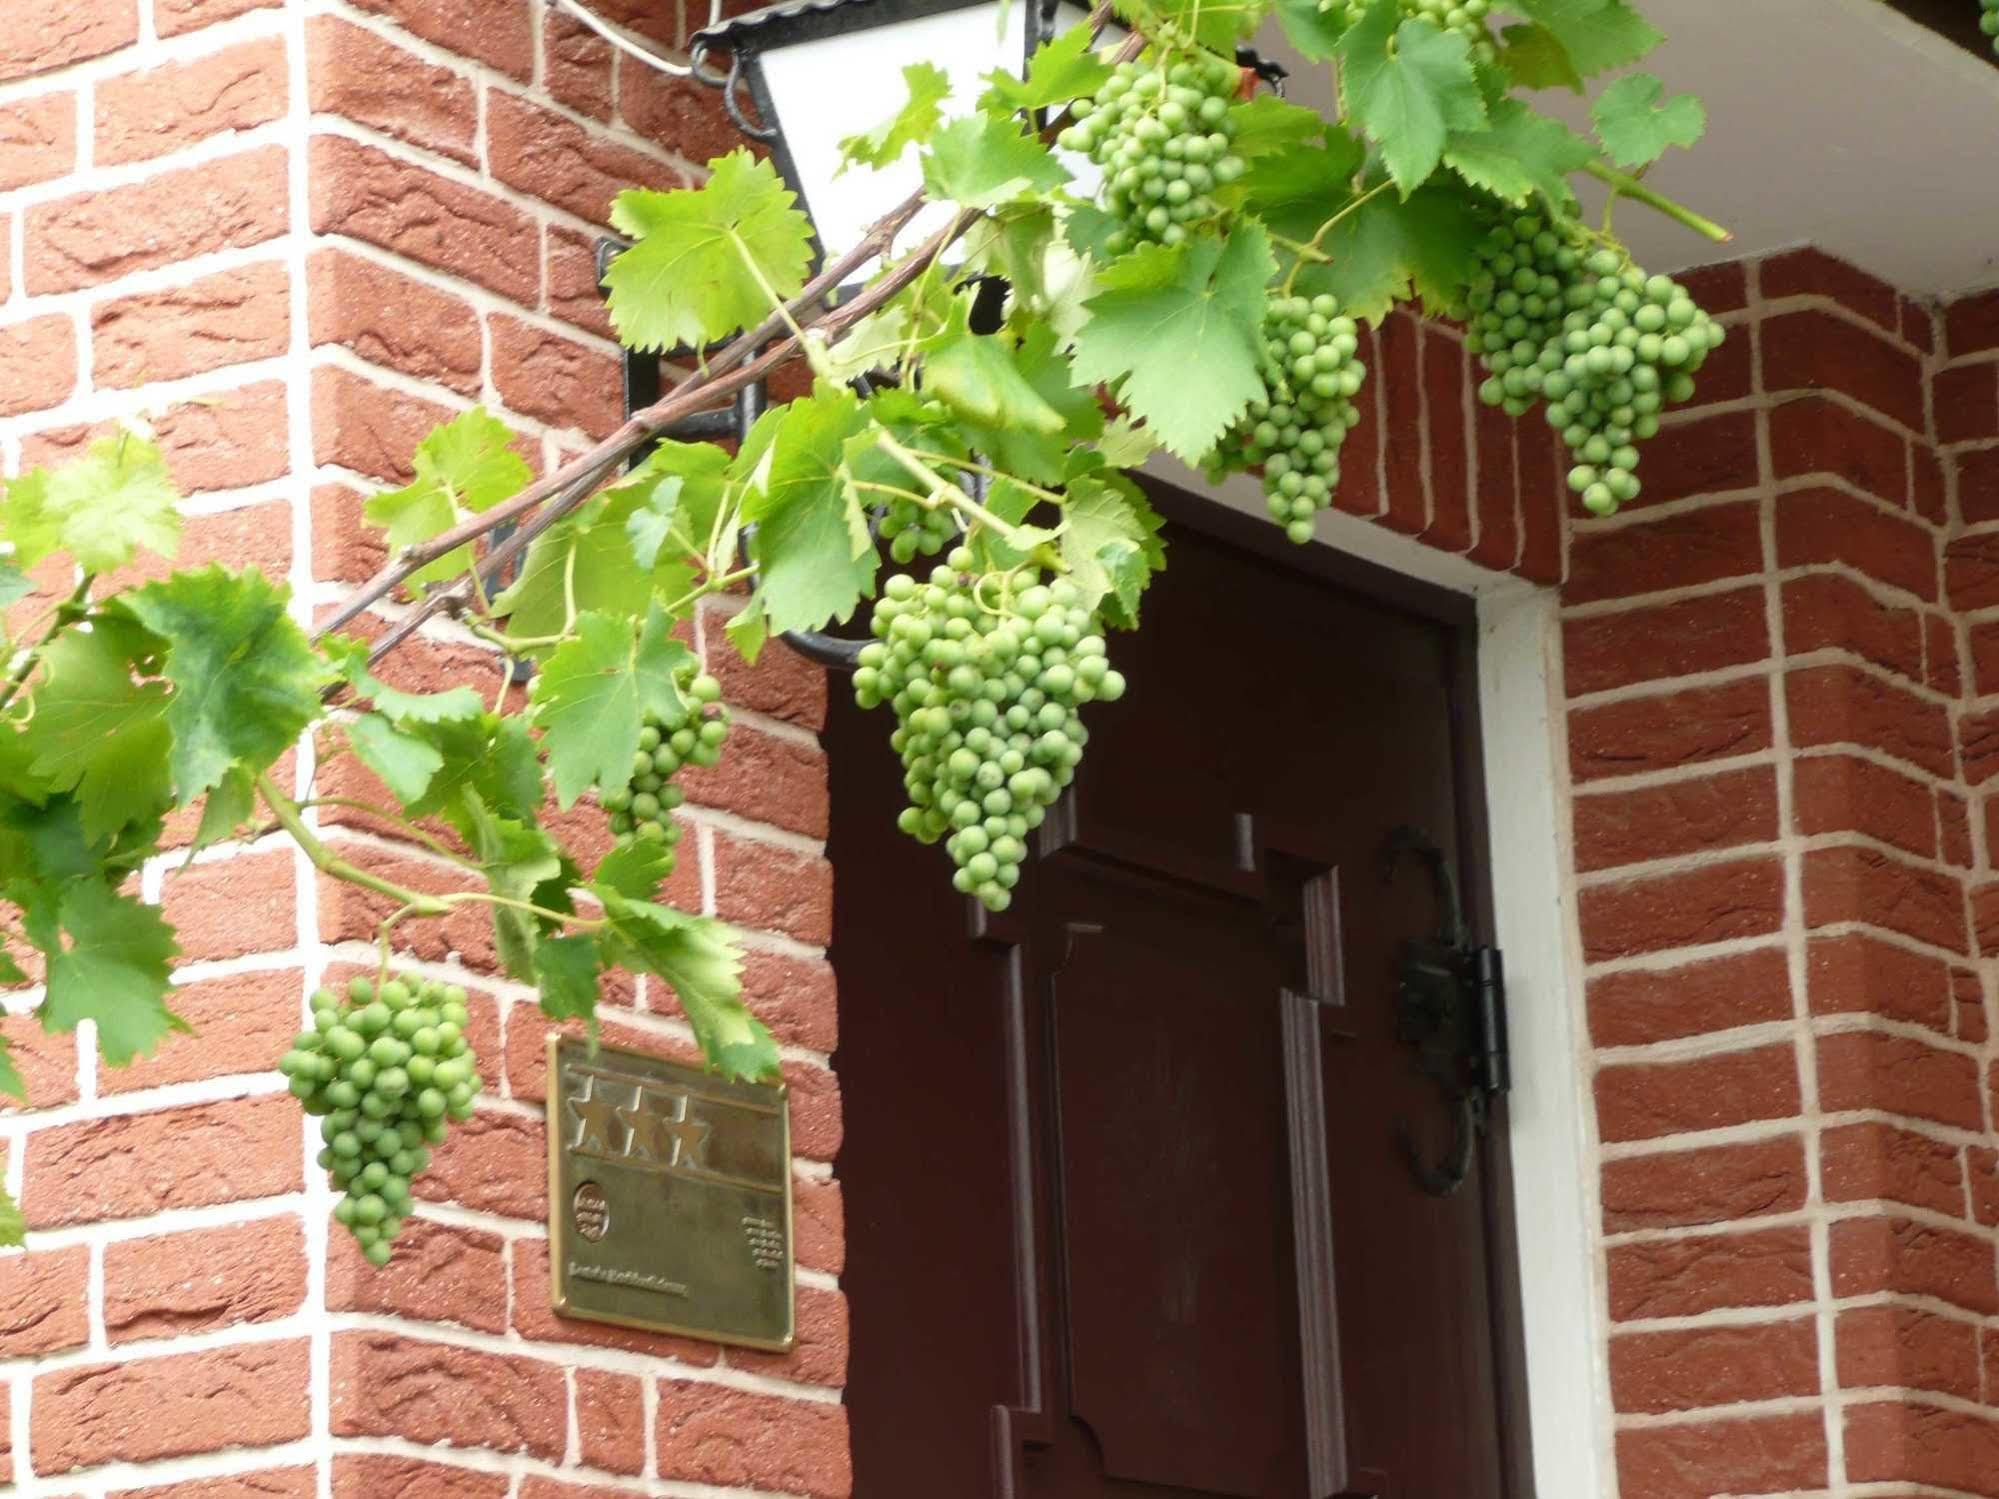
568, 1075, 712, 1171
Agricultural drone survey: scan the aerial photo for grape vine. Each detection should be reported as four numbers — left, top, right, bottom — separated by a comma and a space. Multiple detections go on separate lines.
1983, 0, 1999, 54
0, 0, 1739, 1258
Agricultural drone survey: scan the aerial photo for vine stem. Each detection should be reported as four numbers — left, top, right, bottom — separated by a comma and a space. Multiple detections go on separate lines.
1585, 160, 1732, 244
256, 772, 453, 918
1279, 179, 1395, 295
0, 574, 96, 715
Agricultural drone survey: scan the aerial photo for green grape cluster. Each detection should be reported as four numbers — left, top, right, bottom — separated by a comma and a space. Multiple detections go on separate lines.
278, 973, 483, 1265
1222, 293, 1368, 545
1057, 55, 1245, 255
601, 668, 729, 857
1469, 213, 1724, 517
1319, 0, 1497, 64
876, 496, 958, 564
1983, 0, 1999, 53
851, 554, 1126, 912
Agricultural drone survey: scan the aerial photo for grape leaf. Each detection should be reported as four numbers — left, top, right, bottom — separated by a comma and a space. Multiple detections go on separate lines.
922, 323, 1067, 437
535, 934, 603, 1025
840, 61, 951, 172
0, 1183, 22, 1248
41, 880, 186, 1066
0, 1035, 22, 1102
364, 408, 531, 588
1228, 95, 1332, 161
1591, 72, 1706, 168
24, 620, 173, 842
0, 561, 30, 613
458, 793, 565, 981
1512, 0, 1660, 76
118, 566, 325, 806
951, 323, 1104, 485
921, 115, 1070, 210
1239, 138, 1368, 248
592, 892, 774, 1081
594, 839, 673, 903
1497, 21, 1585, 92
3, 435, 182, 573
402, 712, 544, 824
1302, 178, 1484, 322
1339, 4, 1488, 195
980, 21, 1112, 112
532, 607, 693, 808
189, 766, 256, 856
607, 151, 815, 354
1150, 0, 1253, 52
1061, 472, 1165, 626
1273, 0, 1351, 60
1068, 226, 1272, 463
742, 388, 878, 637
325, 637, 484, 725
1445, 98, 1594, 207
623, 475, 684, 571
346, 713, 444, 805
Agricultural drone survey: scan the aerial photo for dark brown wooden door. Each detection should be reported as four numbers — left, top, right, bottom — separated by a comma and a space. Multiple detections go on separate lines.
830, 491, 1525, 1499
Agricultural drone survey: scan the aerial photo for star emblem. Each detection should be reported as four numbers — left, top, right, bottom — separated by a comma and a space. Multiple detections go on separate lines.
567, 1074, 627, 1157
619, 1088, 711, 1170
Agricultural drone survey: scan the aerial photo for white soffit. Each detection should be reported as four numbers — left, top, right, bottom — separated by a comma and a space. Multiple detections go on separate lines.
1261, 0, 1999, 297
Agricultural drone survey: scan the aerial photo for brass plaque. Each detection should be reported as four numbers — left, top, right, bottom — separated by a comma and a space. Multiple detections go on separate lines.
546, 1036, 795, 1350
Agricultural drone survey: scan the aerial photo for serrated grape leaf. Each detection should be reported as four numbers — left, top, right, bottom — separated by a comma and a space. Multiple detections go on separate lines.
953, 323, 1104, 485
1148, 0, 1254, 52
0, 1183, 22, 1247
592, 892, 774, 1081
980, 21, 1112, 111
1061, 472, 1165, 627
1239, 138, 1368, 248
189, 766, 255, 856
1069, 226, 1272, 463
118, 566, 325, 807
595, 840, 673, 903
742, 388, 879, 637
1095, 414, 1159, 468
1591, 72, 1706, 168
364, 408, 531, 588
923, 323, 1066, 437
324, 637, 484, 726
535, 933, 602, 1026
1339, 5, 1488, 195
346, 712, 444, 805
402, 712, 544, 825
1272, 0, 1350, 60
0, 1034, 22, 1102
1445, 98, 1593, 207
607, 151, 815, 354
0, 561, 29, 613
840, 61, 951, 172
723, 599, 769, 664
1302, 178, 1483, 322
1497, 22, 1585, 91
921, 115, 1069, 210
3, 435, 182, 573
623, 475, 683, 572
1228, 95, 1332, 161
0, 949, 26, 988
532, 606, 692, 808
1512, 0, 1659, 76
41, 880, 186, 1066
23, 619, 173, 843
457, 791, 566, 981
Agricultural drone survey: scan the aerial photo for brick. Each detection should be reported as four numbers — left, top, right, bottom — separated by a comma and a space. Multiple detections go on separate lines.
1615, 1413, 1827, 1499
487, 91, 684, 225
0, 1246, 88, 1356
1630, 410, 1760, 508
307, 248, 481, 396
678, 722, 829, 840
1468, 397, 1519, 571
793, 1175, 846, 1276
508, 1237, 720, 1366
1562, 587, 1768, 697
1831, 1216, 1999, 1315
0, 1021, 78, 1112
345, 0, 534, 80
1946, 531, 1999, 612
1961, 443, 1999, 527
621, 61, 746, 163
92, 261, 289, 388
741, 946, 837, 1053
577, 1368, 644, 1475
1601, 1135, 1805, 1232
312, 364, 458, 484
1570, 767, 1778, 872
1846, 1401, 1999, 1492
0, 315, 77, 417
547, 225, 617, 339
0, 0, 135, 81
326, 1215, 506, 1333
1764, 247, 1900, 331
33, 1340, 309, 1473
1333, 324, 1383, 521
414, 1107, 546, 1221
24, 1094, 301, 1227
1806, 930, 1954, 1031
1595, 1043, 1799, 1143
109, 500, 293, 598
1926, 612, 1962, 696
1946, 288, 1999, 358
1818, 1029, 1983, 1129
1914, 440, 1947, 523
1679, 314, 1752, 407
1771, 396, 1910, 507
1564, 501, 1763, 606
332, 1332, 566, 1459
95, 37, 287, 166
0, 93, 75, 189
1837, 1305, 1981, 1399
1902, 297, 1936, 353
1579, 857, 1784, 962
547, 10, 614, 119
1377, 316, 1425, 536
333, 1456, 509, 1499
1677, 259, 1750, 316
1587, 946, 1791, 1047
120, 1470, 314, 1499
780, 1060, 844, 1164
96, 968, 297, 1095
138, 379, 288, 492
1785, 663, 1952, 777
1777, 486, 1937, 601
159, 848, 295, 961
1793, 753, 1937, 859
712, 830, 833, 946
1418, 327, 1471, 553
657, 1380, 851, 1497
1974, 1147, 1999, 1227
1803, 843, 1967, 954
1609, 1318, 1819, 1414
1961, 703, 1999, 785
103, 1216, 307, 1342
310, 135, 538, 305
489, 313, 622, 439
1762, 308, 1925, 430
1782, 571, 1924, 682
1936, 360, 1999, 445
1514, 418, 1562, 584
701, 606, 829, 729
1974, 880, 1999, 959
1567, 679, 1772, 783
306, 17, 477, 167
26, 147, 286, 293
